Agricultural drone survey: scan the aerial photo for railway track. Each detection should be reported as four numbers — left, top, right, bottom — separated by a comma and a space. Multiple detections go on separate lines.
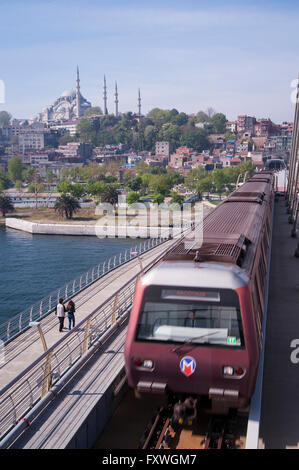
139, 404, 248, 450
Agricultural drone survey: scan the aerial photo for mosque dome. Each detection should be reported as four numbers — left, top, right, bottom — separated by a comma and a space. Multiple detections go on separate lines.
60, 89, 76, 99
37, 68, 91, 123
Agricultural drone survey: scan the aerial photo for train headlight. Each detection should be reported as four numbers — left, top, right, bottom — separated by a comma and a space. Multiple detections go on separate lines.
143, 360, 154, 369
222, 365, 245, 377
223, 366, 234, 376
134, 358, 154, 369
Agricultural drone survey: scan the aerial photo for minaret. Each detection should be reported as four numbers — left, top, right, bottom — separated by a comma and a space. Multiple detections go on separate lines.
138, 88, 141, 117
114, 82, 119, 117
76, 66, 81, 119
103, 75, 108, 115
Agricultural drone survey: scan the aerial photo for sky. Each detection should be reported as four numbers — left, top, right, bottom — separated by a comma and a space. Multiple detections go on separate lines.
0, 0, 299, 123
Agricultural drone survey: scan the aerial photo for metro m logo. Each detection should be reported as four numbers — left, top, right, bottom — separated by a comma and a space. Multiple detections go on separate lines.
180, 356, 196, 377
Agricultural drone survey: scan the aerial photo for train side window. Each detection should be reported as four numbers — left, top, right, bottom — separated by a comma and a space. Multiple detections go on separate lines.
258, 256, 267, 294
251, 291, 262, 346
262, 231, 269, 261
254, 276, 264, 321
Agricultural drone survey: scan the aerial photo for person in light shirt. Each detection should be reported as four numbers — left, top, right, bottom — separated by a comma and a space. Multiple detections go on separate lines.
55, 298, 66, 332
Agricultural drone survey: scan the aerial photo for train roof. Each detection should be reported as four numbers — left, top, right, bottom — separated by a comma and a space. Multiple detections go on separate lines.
141, 261, 249, 290
164, 171, 274, 275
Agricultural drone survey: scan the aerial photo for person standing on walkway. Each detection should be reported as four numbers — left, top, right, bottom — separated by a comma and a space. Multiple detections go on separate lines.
55, 298, 66, 332
67, 299, 76, 330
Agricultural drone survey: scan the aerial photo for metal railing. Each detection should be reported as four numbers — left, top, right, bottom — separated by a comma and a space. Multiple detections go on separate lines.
0, 237, 167, 345
0, 235, 181, 441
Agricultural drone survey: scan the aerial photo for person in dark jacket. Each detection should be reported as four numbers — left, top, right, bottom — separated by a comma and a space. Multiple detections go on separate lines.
67, 300, 76, 330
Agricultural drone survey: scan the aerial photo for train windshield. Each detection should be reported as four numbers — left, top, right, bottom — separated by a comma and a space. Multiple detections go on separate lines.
136, 286, 244, 348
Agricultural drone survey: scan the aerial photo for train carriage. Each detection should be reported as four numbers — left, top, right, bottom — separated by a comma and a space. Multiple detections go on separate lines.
125, 172, 274, 414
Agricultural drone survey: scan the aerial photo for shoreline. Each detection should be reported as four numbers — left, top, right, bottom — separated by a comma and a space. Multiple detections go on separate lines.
4, 201, 215, 236
5, 217, 191, 238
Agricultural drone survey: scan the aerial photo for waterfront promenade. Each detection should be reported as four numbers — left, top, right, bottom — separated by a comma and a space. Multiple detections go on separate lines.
0, 239, 175, 389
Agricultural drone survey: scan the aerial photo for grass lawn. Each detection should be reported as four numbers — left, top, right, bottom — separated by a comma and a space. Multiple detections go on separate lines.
2, 205, 101, 224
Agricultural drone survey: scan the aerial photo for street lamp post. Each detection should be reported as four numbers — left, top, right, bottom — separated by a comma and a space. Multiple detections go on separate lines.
29, 321, 47, 352
131, 250, 143, 271
29, 321, 52, 397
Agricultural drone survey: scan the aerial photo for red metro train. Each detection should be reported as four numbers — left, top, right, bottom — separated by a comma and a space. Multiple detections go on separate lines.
125, 172, 274, 414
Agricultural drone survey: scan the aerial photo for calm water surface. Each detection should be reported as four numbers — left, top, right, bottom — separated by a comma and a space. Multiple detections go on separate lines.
0, 226, 138, 323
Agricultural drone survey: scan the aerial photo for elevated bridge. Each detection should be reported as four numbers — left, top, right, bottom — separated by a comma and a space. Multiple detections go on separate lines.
0, 168, 298, 450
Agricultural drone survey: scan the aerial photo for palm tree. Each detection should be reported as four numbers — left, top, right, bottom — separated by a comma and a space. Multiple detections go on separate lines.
54, 195, 81, 219
102, 185, 119, 206
0, 194, 14, 217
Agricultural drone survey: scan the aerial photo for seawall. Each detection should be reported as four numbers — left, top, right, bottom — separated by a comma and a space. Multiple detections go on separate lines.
5, 218, 180, 238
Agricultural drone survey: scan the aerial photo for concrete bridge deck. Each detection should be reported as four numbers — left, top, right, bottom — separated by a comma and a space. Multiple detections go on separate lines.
259, 196, 299, 448
10, 323, 128, 449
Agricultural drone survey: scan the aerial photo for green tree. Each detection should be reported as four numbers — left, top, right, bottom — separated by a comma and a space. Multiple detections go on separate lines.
57, 180, 72, 194
135, 160, 150, 175
165, 171, 184, 187
212, 169, 226, 193
23, 167, 36, 183
149, 174, 172, 196
102, 184, 119, 205
77, 118, 96, 142
126, 191, 140, 205
0, 193, 14, 216
140, 173, 151, 194
84, 107, 103, 117
147, 108, 170, 122
68, 166, 81, 182
210, 113, 227, 133
196, 111, 209, 122
153, 193, 164, 204
180, 128, 210, 152
126, 176, 142, 192
159, 123, 181, 148
8, 158, 23, 182
171, 112, 188, 126
184, 168, 206, 191
28, 182, 44, 193
144, 125, 158, 151
14, 180, 23, 191
59, 134, 76, 145
120, 112, 137, 131
86, 180, 106, 197
54, 195, 81, 219
70, 183, 85, 199
0, 111, 12, 126
224, 130, 235, 141
197, 176, 214, 196
46, 170, 56, 185
170, 191, 183, 205
122, 170, 135, 186
0, 171, 11, 191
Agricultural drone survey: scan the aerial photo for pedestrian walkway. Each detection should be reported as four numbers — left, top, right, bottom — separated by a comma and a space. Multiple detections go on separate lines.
259, 195, 299, 448
0, 239, 175, 389
10, 323, 128, 449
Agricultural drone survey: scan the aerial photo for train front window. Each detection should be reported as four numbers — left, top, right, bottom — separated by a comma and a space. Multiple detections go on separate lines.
136, 286, 244, 348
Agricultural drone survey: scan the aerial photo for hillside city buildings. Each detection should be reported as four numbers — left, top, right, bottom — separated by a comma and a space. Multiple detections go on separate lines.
0, 67, 292, 188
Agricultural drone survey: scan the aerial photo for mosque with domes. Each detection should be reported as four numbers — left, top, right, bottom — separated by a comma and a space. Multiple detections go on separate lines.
37, 67, 92, 123
36, 67, 142, 124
